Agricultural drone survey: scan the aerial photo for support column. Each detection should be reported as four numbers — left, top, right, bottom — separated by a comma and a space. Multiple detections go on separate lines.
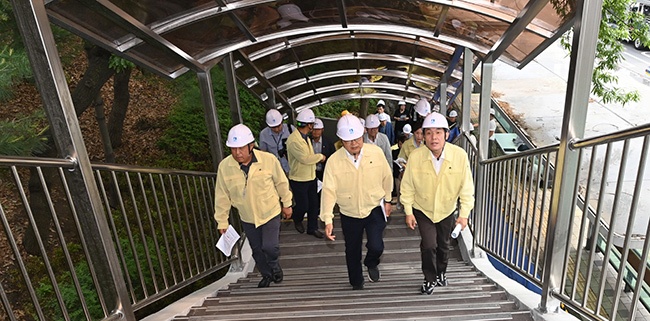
540, 0, 603, 312
477, 62, 493, 162
197, 71, 224, 172
461, 48, 474, 133
473, 61, 493, 260
223, 53, 243, 124
439, 82, 448, 116
11, 0, 134, 318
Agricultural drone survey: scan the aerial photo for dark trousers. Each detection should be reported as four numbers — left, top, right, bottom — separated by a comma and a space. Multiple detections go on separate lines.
340, 206, 386, 287
290, 179, 319, 233
413, 209, 455, 283
242, 215, 281, 278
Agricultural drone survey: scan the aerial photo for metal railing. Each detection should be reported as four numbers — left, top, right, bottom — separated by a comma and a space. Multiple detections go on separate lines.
464, 122, 650, 321
0, 157, 243, 320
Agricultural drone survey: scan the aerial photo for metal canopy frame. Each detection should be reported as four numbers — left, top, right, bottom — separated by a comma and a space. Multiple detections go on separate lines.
43, 0, 575, 115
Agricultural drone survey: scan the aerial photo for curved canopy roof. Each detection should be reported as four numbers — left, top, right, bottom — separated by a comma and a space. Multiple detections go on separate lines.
45, 0, 576, 112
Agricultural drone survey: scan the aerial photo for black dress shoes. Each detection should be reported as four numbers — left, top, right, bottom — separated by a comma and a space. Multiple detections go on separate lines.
272, 268, 283, 283
258, 276, 273, 288
307, 230, 324, 239
294, 222, 305, 234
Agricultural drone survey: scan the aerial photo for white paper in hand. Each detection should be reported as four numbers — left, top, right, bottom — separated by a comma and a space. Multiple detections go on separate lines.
317, 179, 323, 193
216, 225, 240, 256
380, 199, 387, 222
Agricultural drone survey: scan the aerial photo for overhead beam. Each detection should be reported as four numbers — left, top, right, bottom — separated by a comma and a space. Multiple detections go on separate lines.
235, 50, 295, 113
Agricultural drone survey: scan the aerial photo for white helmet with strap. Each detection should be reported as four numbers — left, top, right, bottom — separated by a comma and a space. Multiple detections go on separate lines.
422, 112, 449, 130
296, 109, 315, 124
226, 124, 255, 147
414, 98, 431, 117
336, 114, 365, 140
265, 109, 283, 127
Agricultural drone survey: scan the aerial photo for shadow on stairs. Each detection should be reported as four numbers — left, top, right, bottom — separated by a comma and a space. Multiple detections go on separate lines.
173, 212, 533, 321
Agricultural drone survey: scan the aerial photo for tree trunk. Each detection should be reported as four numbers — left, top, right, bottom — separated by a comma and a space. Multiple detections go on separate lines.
72, 42, 115, 117
108, 67, 132, 148
359, 98, 369, 119
23, 43, 115, 255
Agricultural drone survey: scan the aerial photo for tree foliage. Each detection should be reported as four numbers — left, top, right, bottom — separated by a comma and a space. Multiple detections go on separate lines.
560, 0, 649, 106
0, 110, 48, 156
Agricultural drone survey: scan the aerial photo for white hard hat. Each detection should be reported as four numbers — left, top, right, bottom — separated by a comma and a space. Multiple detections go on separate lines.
365, 114, 380, 129
414, 98, 431, 117
277, 4, 309, 22
265, 109, 283, 127
296, 109, 315, 123
422, 112, 449, 130
376, 99, 385, 106
314, 118, 324, 129
490, 108, 496, 116
448, 110, 458, 118
378, 113, 389, 122
336, 114, 364, 140
432, 104, 441, 113
358, 117, 366, 127
398, 100, 406, 105
226, 124, 255, 148
403, 123, 412, 134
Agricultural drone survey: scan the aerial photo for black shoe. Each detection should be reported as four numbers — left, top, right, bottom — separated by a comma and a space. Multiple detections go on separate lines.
367, 266, 380, 282
420, 280, 435, 295
258, 276, 272, 288
273, 268, 284, 283
294, 222, 305, 234
436, 273, 448, 287
307, 230, 324, 239
352, 282, 365, 290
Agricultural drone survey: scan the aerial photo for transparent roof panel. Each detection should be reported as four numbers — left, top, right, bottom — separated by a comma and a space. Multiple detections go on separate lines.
442, 8, 510, 50
344, 0, 436, 27
47, 0, 133, 43
504, 29, 546, 63
107, 0, 211, 25
45, 0, 577, 111
161, 14, 247, 60
128, 43, 187, 75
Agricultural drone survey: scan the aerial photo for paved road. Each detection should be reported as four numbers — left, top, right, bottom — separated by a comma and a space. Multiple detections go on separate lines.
489, 40, 650, 246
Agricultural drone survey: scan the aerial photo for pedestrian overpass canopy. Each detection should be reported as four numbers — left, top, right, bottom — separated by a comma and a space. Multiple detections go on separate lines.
46, 0, 576, 111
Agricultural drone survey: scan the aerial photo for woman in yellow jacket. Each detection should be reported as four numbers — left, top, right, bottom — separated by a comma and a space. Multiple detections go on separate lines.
214, 124, 293, 288
320, 114, 393, 290
400, 112, 474, 295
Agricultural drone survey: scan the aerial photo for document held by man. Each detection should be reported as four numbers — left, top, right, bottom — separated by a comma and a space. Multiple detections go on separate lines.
216, 225, 241, 256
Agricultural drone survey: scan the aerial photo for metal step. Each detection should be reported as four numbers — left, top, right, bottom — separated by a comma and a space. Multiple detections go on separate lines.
173, 209, 532, 321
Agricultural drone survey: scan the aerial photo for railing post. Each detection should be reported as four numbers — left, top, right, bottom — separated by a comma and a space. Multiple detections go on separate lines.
473, 61, 493, 258
539, 0, 603, 312
11, 0, 135, 318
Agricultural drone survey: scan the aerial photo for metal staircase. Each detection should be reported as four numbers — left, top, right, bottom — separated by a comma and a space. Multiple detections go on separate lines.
173, 212, 533, 321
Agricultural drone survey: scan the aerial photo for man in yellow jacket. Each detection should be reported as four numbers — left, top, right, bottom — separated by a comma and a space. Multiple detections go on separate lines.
320, 114, 393, 290
286, 109, 326, 238
400, 112, 474, 295
214, 124, 293, 288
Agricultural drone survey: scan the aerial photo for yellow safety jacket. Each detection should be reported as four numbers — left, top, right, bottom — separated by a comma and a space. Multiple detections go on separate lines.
214, 149, 292, 229
400, 143, 474, 223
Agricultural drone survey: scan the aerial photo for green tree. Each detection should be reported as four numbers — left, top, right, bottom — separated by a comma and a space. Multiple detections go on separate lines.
560, 0, 650, 106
